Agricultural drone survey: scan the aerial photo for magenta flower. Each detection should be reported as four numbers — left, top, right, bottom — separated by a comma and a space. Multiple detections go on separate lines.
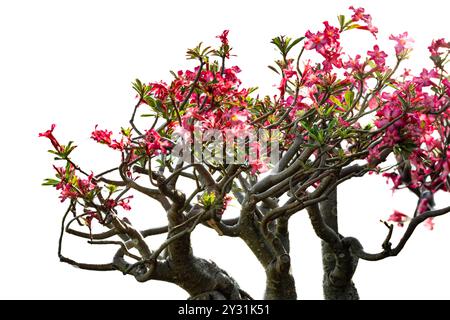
367, 45, 387, 70
217, 30, 229, 46
388, 210, 410, 227
56, 183, 78, 202
91, 126, 126, 151
77, 173, 97, 196
149, 82, 169, 100
348, 6, 378, 38
39, 124, 63, 153
428, 38, 450, 57
91, 125, 112, 145
389, 32, 414, 56
424, 218, 435, 230
304, 31, 327, 51
118, 196, 133, 211
144, 129, 171, 156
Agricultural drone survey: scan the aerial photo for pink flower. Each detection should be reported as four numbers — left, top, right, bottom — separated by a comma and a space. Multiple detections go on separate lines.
91, 125, 112, 145
249, 158, 269, 175
144, 129, 171, 156
417, 198, 430, 214
149, 82, 169, 100
227, 106, 250, 125
283, 61, 298, 79
349, 6, 368, 22
248, 142, 269, 174
414, 68, 439, 87
338, 117, 350, 127
424, 218, 435, 230
428, 38, 450, 57
56, 183, 78, 202
348, 6, 378, 37
104, 196, 133, 211
388, 210, 410, 227
389, 32, 414, 56
382, 172, 402, 190
343, 54, 365, 75
367, 45, 387, 70
442, 78, 450, 97
91, 126, 126, 151
118, 196, 133, 211
217, 30, 229, 46
304, 31, 327, 51
84, 211, 101, 229
39, 124, 63, 153
77, 173, 96, 196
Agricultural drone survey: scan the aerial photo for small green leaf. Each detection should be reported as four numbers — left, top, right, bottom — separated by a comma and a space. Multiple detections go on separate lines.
268, 65, 280, 75
42, 178, 60, 186
286, 37, 305, 54
329, 95, 343, 108
344, 90, 355, 109
338, 15, 346, 29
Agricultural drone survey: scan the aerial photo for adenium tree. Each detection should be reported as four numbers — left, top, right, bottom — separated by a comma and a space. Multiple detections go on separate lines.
40, 7, 450, 300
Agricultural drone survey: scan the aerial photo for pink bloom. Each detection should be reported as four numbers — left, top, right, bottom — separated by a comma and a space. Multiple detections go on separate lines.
414, 68, 439, 87
349, 6, 368, 22
217, 30, 229, 46
367, 45, 387, 70
77, 173, 97, 196
389, 32, 414, 56
39, 124, 63, 153
338, 117, 350, 127
348, 6, 378, 37
382, 172, 402, 190
91, 126, 126, 151
56, 183, 78, 202
144, 129, 171, 156
428, 38, 450, 57
84, 211, 100, 229
442, 78, 450, 97
248, 142, 269, 174
149, 82, 169, 100
343, 54, 365, 76
118, 196, 133, 211
227, 106, 250, 124
424, 218, 435, 230
388, 210, 410, 227
91, 125, 112, 145
417, 198, 430, 214
249, 158, 269, 175
304, 31, 327, 51
283, 61, 298, 79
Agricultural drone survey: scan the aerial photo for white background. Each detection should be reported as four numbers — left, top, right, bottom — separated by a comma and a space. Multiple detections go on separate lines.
1, 0, 450, 299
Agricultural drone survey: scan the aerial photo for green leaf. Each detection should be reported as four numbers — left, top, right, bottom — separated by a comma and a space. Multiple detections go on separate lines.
338, 15, 346, 29
397, 95, 408, 110
268, 65, 280, 75
200, 191, 217, 209
344, 90, 355, 109
121, 127, 132, 137
329, 95, 343, 108
286, 37, 305, 54
42, 178, 60, 186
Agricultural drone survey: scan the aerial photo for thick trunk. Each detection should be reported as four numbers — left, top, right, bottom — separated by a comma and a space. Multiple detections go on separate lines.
174, 257, 249, 300
321, 242, 359, 300
320, 189, 359, 300
264, 254, 297, 300
240, 216, 297, 300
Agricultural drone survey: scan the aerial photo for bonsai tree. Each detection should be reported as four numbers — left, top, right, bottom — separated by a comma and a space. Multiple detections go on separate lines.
40, 6, 450, 300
